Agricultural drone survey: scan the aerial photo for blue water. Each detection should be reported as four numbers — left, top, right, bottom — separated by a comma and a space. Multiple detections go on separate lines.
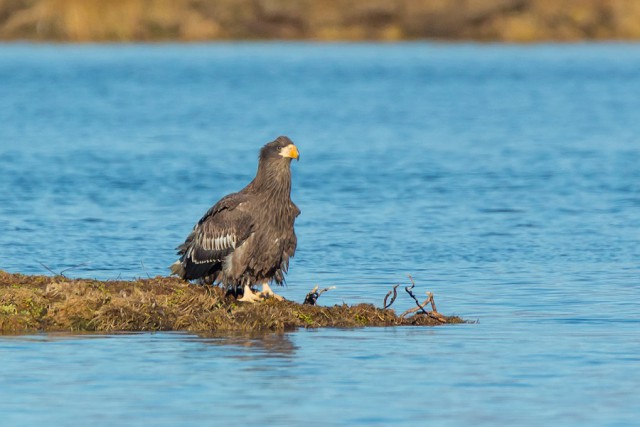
1, 43, 639, 426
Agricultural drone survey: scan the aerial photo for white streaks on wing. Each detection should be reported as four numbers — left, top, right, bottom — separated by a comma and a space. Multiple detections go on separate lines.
200, 231, 238, 251
183, 228, 242, 267
187, 246, 213, 265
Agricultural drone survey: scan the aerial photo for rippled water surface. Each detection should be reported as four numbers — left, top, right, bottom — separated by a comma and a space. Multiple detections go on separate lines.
1, 43, 639, 426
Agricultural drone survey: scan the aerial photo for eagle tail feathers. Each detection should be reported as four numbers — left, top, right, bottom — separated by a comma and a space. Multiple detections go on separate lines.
169, 260, 186, 278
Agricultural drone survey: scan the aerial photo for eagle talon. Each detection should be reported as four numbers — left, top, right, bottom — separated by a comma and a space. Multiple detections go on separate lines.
259, 283, 284, 301
238, 284, 264, 303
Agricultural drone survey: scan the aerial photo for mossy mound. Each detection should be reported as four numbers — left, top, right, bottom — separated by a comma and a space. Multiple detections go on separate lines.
0, 270, 464, 333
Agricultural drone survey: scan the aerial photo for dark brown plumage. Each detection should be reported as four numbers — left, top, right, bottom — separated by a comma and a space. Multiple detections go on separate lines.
170, 136, 300, 299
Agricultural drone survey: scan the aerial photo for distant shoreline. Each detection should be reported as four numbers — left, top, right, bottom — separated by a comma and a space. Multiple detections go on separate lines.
1, 0, 639, 43
1, 40, 638, 47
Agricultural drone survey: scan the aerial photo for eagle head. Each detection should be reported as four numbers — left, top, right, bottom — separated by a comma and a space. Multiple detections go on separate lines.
260, 136, 300, 162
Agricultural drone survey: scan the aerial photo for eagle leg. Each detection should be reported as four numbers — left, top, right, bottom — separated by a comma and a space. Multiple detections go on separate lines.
238, 284, 263, 303
259, 282, 284, 301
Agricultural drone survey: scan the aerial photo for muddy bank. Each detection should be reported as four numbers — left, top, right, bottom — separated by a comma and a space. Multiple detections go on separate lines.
0, 0, 639, 42
0, 270, 464, 333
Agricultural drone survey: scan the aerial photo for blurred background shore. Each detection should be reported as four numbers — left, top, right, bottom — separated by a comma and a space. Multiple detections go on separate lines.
1, 0, 639, 42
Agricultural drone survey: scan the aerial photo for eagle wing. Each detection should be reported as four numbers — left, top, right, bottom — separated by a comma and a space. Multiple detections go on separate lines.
283, 202, 300, 262
176, 193, 254, 280
273, 201, 300, 283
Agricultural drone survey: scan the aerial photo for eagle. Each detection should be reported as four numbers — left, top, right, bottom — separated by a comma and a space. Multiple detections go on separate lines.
170, 136, 300, 302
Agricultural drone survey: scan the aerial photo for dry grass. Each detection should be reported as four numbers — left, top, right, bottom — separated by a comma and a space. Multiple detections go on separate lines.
1, 0, 639, 42
0, 270, 464, 333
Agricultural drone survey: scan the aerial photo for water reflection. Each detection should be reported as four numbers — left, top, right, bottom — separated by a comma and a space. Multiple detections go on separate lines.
188, 331, 297, 358
0, 331, 297, 357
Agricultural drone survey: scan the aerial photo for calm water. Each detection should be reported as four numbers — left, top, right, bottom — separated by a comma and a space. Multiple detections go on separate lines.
1, 43, 639, 426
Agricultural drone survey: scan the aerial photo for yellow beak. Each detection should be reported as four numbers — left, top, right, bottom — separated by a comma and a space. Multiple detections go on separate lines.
280, 144, 300, 160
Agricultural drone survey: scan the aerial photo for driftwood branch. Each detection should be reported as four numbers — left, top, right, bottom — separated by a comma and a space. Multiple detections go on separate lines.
403, 275, 428, 315
303, 285, 336, 305
400, 275, 446, 323
383, 284, 399, 309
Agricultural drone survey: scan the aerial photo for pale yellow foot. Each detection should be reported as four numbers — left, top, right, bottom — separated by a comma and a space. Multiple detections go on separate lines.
259, 283, 284, 301
238, 284, 263, 303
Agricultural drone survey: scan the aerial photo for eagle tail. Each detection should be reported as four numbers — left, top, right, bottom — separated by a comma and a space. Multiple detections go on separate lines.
169, 260, 186, 278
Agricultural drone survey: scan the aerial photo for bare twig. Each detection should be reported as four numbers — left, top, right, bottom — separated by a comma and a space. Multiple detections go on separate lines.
38, 261, 60, 277
318, 286, 335, 297
60, 262, 90, 276
383, 284, 399, 309
400, 305, 420, 318
140, 261, 151, 279
427, 292, 438, 313
400, 294, 445, 323
401, 293, 430, 318
38, 261, 90, 278
303, 285, 336, 305
404, 275, 429, 316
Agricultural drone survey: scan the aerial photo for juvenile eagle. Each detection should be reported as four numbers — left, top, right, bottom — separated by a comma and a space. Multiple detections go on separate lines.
170, 136, 300, 302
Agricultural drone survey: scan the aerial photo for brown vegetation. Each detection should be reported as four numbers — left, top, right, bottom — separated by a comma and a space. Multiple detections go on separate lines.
0, 0, 638, 42
0, 270, 464, 333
